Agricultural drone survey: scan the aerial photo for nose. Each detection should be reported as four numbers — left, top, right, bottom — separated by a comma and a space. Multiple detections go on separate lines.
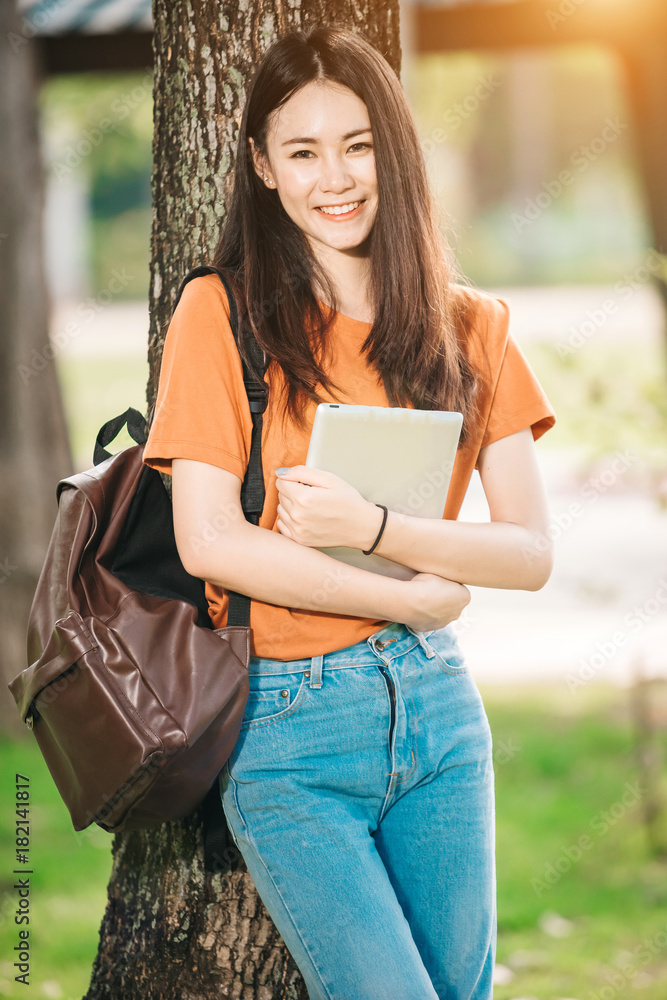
317, 151, 354, 195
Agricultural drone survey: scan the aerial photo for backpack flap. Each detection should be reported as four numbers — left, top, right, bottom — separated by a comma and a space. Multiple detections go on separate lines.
11, 610, 98, 726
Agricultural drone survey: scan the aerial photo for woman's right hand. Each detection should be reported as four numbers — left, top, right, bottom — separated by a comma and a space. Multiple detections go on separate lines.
400, 572, 471, 632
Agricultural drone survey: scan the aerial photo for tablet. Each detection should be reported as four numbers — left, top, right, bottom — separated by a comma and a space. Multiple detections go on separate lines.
304, 403, 462, 580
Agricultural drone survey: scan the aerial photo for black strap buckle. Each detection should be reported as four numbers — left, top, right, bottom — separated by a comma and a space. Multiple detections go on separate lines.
245, 382, 268, 414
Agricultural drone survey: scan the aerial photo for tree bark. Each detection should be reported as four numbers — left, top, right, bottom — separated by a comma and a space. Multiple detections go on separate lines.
0, 0, 74, 735
85, 2, 401, 997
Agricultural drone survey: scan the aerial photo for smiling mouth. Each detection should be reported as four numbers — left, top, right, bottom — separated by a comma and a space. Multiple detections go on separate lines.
315, 200, 365, 219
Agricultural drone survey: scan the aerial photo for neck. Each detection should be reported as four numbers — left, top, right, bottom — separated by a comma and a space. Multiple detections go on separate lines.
309, 241, 373, 324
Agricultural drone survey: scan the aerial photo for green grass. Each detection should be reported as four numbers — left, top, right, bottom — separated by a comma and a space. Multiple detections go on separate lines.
2, 683, 667, 998
488, 683, 667, 999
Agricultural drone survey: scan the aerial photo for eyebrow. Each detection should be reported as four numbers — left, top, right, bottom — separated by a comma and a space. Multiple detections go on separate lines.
280, 127, 372, 147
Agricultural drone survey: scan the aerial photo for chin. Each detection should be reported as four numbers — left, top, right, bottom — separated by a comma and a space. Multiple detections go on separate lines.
322, 227, 373, 247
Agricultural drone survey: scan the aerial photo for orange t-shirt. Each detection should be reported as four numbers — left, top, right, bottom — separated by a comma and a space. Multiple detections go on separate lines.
143, 273, 555, 659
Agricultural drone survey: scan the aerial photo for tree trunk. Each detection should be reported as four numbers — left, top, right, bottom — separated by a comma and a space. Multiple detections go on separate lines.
0, 0, 74, 735
85, 3, 401, 997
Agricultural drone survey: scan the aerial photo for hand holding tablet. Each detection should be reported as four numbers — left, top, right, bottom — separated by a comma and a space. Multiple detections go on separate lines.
304, 403, 462, 580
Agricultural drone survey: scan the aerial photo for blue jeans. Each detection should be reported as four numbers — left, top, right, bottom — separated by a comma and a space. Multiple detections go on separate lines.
219, 620, 496, 999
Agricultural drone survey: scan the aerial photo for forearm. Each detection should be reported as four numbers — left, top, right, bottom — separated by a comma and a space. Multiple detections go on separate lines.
367, 510, 552, 591
190, 519, 409, 621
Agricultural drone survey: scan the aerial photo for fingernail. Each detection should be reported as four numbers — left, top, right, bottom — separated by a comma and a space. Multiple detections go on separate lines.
275, 467, 290, 475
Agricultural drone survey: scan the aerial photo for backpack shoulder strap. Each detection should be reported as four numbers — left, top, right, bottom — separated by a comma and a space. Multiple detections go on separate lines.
172, 265, 267, 630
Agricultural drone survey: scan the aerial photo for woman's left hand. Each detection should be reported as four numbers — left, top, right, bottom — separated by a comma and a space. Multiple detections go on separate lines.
274, 466, 381, 550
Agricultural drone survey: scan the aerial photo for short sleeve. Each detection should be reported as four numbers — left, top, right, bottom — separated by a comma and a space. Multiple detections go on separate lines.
474, 296, 556, 467
142, 274, 253, 480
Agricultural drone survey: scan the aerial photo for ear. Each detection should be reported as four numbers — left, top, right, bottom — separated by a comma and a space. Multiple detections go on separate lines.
248, 137, 274, 188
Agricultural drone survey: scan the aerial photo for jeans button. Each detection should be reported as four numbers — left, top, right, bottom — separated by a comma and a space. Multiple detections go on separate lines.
376, 640, 387, 650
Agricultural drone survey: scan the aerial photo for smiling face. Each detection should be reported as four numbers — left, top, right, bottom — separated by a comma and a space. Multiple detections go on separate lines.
250, 79, 378, 264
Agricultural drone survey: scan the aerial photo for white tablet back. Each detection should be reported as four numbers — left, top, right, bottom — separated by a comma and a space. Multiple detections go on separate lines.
304, 403, 462, 580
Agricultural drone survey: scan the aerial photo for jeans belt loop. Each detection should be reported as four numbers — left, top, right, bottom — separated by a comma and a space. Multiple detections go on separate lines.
421, 636, 436, 658
407, 627, 437, 659
309, 654, 323, 689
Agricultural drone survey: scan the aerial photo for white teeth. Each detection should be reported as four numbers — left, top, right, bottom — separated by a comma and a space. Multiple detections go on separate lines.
318, 201, 361, 216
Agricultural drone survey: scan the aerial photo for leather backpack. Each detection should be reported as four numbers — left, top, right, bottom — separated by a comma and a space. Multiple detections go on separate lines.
8, 266, 267, 870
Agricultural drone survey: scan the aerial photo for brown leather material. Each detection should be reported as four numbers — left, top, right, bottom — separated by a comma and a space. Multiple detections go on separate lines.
8, 439, 250, 833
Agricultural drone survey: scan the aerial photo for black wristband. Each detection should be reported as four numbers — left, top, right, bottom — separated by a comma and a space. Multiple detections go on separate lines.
362, 504, 388, 556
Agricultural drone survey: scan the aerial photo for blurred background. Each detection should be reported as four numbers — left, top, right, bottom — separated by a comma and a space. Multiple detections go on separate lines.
1, 0, 667, 997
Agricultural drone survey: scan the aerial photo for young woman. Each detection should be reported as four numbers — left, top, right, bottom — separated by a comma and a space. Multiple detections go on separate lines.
143, 25, 555, 1000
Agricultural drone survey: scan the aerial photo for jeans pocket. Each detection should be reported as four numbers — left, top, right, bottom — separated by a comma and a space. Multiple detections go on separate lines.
241, 670, 309, 729
424, 627, 469, 676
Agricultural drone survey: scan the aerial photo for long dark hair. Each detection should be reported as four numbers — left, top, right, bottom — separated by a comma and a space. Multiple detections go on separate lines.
211, 25, 487, 444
